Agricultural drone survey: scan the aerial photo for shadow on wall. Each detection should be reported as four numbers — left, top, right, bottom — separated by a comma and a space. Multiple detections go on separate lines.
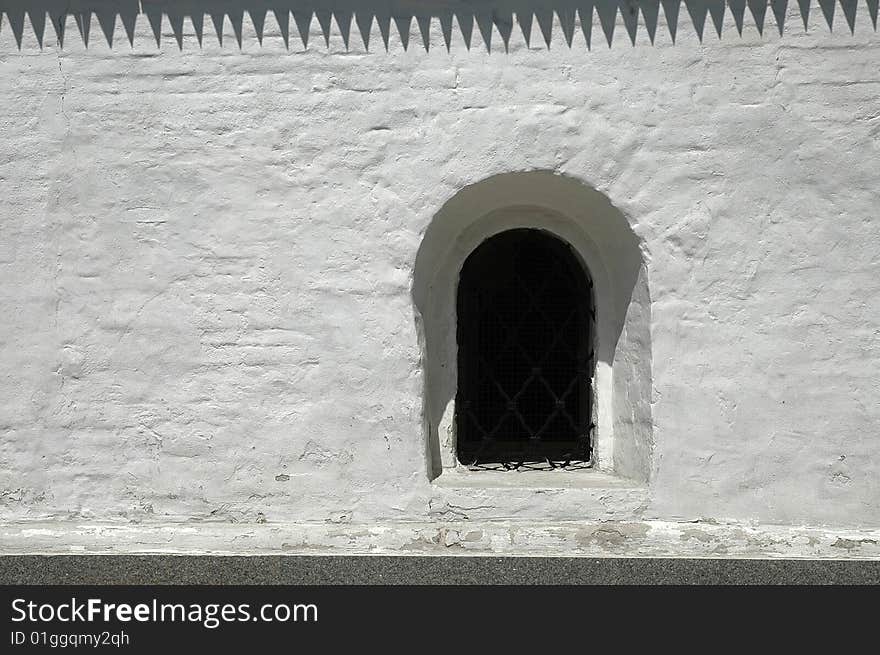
0, 1, 876, 51
412, 172, 653, 482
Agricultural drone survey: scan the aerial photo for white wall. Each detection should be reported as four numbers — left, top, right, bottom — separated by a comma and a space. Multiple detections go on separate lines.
1, 4, 879, 555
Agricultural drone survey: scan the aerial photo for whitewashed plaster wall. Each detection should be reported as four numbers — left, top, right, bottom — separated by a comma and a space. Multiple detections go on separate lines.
1, 3, 879, 555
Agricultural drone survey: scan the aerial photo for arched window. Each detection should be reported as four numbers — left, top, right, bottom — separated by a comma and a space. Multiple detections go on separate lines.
455, 229, 594, 470
413, 172, 651, 484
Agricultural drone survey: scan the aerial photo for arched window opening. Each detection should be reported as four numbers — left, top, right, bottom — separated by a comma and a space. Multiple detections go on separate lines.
455, 228, 595, 470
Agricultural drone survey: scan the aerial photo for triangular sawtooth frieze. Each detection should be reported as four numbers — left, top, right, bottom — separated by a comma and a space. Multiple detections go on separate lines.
0, 1, 876, 50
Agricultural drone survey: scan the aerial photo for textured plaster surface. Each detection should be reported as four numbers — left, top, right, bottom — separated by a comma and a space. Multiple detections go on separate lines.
2, 520, 880, 559
1, 6, 879, 556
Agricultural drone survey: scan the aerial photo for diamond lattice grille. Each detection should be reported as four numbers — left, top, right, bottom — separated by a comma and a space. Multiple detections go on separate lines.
455, 229, 594, 470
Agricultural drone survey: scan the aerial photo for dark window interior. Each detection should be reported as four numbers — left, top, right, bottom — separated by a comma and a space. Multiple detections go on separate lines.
455, 229, 594, 470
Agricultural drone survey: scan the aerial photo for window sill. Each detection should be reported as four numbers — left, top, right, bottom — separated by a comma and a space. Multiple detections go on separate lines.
432, 467, 644, 491
428, 467, 649, 522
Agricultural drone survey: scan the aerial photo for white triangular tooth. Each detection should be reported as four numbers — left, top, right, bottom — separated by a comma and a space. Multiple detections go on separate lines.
326, 13, 348, 52
239, 10, 257, 49
261, 11, 287, 50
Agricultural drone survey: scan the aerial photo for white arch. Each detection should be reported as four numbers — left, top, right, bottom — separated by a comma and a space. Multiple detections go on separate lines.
413, 171, 652, 483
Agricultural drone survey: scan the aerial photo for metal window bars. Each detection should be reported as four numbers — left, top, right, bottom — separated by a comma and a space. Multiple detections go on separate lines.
455, 229, 594, 471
